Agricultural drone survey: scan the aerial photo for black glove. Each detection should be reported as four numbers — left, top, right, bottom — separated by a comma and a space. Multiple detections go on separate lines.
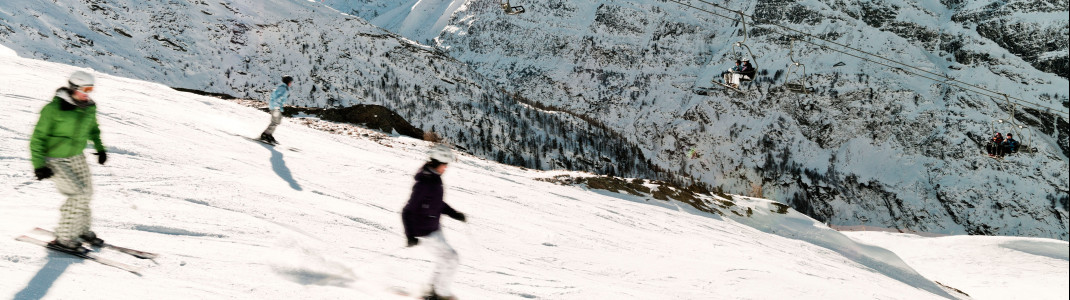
449, 212, 467, 223
442, 205, 466, 222
94, 152, 107, 165
406, 235, 419, 247
34, 167, 54, 180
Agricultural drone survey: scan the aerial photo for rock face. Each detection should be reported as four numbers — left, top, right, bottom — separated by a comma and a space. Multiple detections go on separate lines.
0, 0, 658, 178
951, 0, 1069, 79
282, 105, 425, 139
329, 0, 1069, 239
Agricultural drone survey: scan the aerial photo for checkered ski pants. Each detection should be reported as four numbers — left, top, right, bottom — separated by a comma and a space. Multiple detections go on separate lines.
263, 109, 282, 134
46, 154, 94, 243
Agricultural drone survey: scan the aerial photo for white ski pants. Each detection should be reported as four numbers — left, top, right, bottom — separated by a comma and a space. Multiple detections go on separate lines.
724, 73, 749, 86
419, 230, 459, 297
263, 109, 282, 134
47, 154, 94, 243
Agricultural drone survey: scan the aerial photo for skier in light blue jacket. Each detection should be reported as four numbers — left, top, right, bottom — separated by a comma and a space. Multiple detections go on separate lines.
260, 75, 293, 144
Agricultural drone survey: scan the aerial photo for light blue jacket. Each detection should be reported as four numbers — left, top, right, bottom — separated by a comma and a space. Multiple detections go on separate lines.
268, 84, 289, 111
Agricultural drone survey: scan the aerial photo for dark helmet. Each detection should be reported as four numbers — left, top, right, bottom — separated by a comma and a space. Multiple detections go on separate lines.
282, 75, 294, 85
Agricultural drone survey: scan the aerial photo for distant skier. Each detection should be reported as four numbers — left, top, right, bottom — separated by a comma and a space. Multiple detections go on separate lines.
987, 132, 1004, 157
401, 145, 467, 300
29, 70, 108, 251
260, 75, 293, 145
1001, 133, 1019, 156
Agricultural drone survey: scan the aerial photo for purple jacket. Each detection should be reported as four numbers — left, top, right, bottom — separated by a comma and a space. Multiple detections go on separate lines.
401, 164, 460, 238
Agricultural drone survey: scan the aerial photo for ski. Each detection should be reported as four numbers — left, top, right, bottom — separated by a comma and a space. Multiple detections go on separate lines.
391, 287, 455, 300
239, 135, 300, 152
247, 136, 278, 146
419, 293, 455, 300
31, 227, 159, 260
388, 286, 447, 300
15, 235, 142, 276
712, 81, 747, 94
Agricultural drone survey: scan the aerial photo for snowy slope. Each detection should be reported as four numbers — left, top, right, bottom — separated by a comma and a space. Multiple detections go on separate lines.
323, 0, 1070, 240
845, 231, 1069, 300
6, 42, 1067, 300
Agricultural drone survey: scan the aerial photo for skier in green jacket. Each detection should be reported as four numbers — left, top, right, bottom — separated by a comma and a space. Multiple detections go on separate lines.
30, 70, 108, 251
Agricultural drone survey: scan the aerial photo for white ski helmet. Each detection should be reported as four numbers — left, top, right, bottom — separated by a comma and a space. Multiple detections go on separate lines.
68, 71, 95, 88
428, 144, 456, 164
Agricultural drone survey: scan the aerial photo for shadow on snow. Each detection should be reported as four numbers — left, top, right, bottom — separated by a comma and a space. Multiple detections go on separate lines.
14, 252, 81, 300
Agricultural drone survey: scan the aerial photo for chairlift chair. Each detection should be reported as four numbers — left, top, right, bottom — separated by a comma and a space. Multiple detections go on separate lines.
1002, 121, 1036, 155
712, 11, 758, 94
1014, 124, 1036, 154
783, 38, 810, 94
1001, 97, 1037, 155
986, 118, 1032, 157
501, 0, 525, 15
985, 119, 1012, 157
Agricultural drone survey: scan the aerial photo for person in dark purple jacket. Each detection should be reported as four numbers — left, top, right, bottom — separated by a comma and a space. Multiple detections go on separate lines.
401, 144, 466, 300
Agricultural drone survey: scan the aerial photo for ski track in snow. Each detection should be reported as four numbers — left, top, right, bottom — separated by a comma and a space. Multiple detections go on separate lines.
1, 45, 1067, 299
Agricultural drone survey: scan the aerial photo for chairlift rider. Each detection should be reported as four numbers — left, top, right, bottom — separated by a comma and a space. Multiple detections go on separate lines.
986, 132, 1004, 157
501, 0, 525, 15
721, 58, 756, 89
1002, 133, 1020, 156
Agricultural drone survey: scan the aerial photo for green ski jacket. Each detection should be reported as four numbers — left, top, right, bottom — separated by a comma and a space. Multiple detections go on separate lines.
30, 90, 105, 169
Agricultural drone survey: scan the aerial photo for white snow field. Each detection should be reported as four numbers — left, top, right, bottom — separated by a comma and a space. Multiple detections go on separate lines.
845, 231, 1069, 300
1, 48, 1066, 299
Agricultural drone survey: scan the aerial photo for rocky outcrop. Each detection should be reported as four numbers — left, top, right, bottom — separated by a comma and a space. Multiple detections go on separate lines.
281, 105, 424, 139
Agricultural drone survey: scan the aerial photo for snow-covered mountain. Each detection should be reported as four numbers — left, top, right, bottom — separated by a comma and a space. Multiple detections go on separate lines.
0, 0, 658, 180
320, 0, 1070, 240
3, 43, 1068, 300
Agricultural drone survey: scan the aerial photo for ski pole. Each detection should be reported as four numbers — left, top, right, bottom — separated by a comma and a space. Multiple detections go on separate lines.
462, 217, 485, 259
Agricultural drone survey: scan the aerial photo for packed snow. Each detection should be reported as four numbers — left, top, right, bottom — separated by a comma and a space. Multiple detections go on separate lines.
2, 44, 1067, 299
845, 231, 1069, 300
